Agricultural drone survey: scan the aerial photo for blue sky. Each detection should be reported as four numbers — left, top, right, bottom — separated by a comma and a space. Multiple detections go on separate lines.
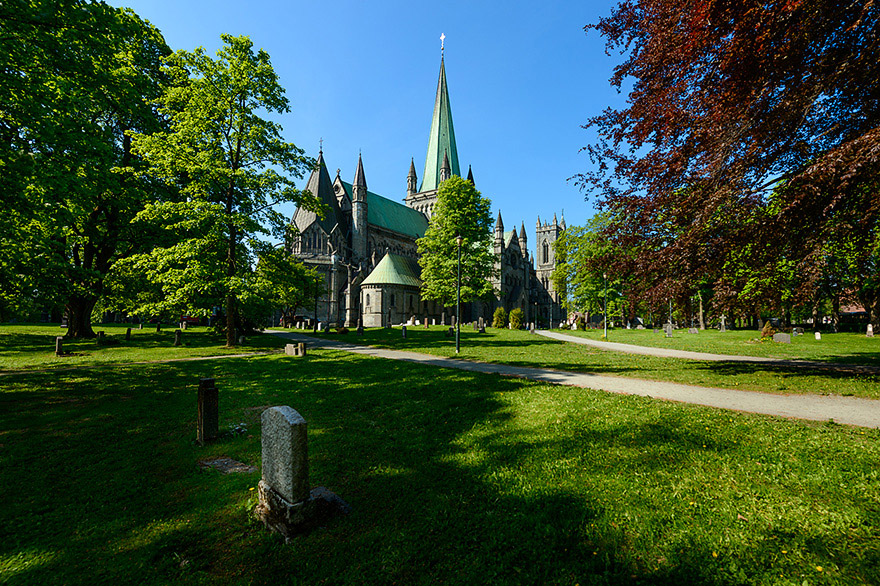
111, 0, 626, 258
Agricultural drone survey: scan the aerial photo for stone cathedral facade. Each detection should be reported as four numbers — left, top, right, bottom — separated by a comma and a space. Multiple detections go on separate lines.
288, 54, 565, 328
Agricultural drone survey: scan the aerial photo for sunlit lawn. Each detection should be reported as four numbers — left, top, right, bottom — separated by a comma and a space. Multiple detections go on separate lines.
305, 326, 880, 400
2, 347, 878, 585
0, 323, 287, 371
556, 327, 880, 363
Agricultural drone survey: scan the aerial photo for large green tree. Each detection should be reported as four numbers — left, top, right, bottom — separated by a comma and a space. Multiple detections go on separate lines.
417, 176, 495, 308
129, 34, 319, 346
0, 0, 171, 335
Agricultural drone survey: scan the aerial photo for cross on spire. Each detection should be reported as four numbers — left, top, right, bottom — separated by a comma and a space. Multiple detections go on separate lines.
440, 33, 445, 53
319, 137, 323, 153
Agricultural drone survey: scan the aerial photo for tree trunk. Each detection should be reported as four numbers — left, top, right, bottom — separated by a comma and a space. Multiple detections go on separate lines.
832, 294, 840, 333
812, 300, 821, 332
66, 295, 97, 338
698, 293, 705, 330
226, 294, 236, 347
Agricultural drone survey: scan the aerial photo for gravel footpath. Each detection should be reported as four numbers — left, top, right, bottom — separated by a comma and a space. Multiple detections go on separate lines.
269, 330, 880, 429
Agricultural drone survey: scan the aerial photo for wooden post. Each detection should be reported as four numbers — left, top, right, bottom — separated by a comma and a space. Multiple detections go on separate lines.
197, 378, 219, 445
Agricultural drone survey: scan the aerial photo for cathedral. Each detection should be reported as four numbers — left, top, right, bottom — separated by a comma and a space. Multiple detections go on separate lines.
288, 52, 565, 328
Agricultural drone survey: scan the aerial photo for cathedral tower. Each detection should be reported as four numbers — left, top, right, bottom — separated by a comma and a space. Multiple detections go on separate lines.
352, 153, 368, 261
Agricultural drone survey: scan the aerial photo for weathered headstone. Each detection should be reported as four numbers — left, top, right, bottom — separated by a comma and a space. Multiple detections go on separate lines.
794, 327, 804, 336
688, 328, 699, 334
55, 336, 64, 356
772, 332, 791, 344
529, 322, 535, 334
868, 324, 874, 338
174, 329, 182, 346
815, 331, 822, 340
665, 324, 673, 338
182, 321, 188, 330
424, 315, 429, 329
197, 378, 219, 445
401, 325, 407, 338
255, 406, 350, 540
238, 335, 246, 345
720, 315, 727, 332
285, 343, 306, 357
636, 325, 645, 330
442, 312, 447, 326
125, 327, 131, 341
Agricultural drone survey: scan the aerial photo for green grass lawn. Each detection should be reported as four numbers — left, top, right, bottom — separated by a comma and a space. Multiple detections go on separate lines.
0, 323, 287, 371
1, 347, 878, 585
555, 327, 880, 363
305, 327, 880, 400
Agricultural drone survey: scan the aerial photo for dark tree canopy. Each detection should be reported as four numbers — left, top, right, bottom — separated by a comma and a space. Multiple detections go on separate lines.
581, 0, 880, 316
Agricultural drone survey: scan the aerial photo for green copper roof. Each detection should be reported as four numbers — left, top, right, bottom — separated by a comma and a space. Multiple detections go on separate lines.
420, 56, 460, 192
361, 253, 422, 287
340, 181, 428, 238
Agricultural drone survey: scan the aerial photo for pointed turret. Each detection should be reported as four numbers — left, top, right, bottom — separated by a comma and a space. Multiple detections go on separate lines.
439, 151, 451, 182
420, 55, 460, 192
553, 212, 558, 226
406, 158, 418, 196
354, 153, 367, 191
352, 154, 368, 260
536, 215, 541, 228
560, 211, 566, 230
495, 210, 504, 233
520, 222, 528, 257
494, 210, 504, 250
466, 165, 474, 185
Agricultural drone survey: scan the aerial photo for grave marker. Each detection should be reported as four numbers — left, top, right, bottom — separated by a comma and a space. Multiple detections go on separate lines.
815, 332, 822, 340
401, 325, 407, 338
55, 336, 64, 356
174, 329, 182, 346
255, 406, 350, 540
868, 324, 874, 338
125, 327, 131, 341
197, 378, 219, 445
772, 332, 791, 344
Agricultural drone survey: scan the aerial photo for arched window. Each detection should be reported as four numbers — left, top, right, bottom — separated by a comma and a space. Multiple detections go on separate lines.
366, 294, 371, 307
542, 241, 549, 264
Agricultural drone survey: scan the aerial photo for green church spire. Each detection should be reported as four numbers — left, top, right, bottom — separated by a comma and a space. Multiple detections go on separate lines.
420, 55, 460, 192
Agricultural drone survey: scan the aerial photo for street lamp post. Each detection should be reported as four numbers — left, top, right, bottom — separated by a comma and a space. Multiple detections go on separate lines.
456, 235, 463, 354
603, 272, 608, 340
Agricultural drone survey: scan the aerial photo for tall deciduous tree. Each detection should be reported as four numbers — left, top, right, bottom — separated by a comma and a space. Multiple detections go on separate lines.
129, 34, 319, 346
0, 0, 171, 335
581, 0, 880, 316
417, 176, 495, 308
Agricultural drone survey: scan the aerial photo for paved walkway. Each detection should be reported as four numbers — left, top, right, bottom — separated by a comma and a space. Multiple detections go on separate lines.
537, 330, 880, 373
269, 330, 880, 429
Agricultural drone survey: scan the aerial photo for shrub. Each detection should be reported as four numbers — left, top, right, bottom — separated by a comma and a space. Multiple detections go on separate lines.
509, 308, 524, 329
761, 321, 777, 339
577, 316, 586, 330
493, 307, 508, 328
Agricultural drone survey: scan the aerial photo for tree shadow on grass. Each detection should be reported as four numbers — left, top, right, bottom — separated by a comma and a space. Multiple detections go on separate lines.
2, 351, 878, 585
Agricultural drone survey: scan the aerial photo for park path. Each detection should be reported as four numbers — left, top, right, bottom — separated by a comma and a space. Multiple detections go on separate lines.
268, 330, 880, 429
536, 330, 880, 374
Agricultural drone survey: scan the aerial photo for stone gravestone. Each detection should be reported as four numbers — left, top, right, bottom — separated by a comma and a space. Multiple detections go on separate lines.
653, 328, 659, 334
772, 332, 791, 344
424, 315, 429, 329
125, 327, 131, 342
238, 335, 246, 345
182, 321, 188, 330
255, 406, 349, 540
688, 328, 699, 334
868, 324, 874, 338
442, 312, 447, 326
156, 322, 161, 333
530, 322, 535, 334
174, 329, 182, 346
401, 325, 407, 338
794, 327, 804, 336
815, 331, 822, 340
284, 343, 306, 357
197, 378, 219, 445
720, 315, 727, 333
55, 336, 64, 357
665, 324, 673, 338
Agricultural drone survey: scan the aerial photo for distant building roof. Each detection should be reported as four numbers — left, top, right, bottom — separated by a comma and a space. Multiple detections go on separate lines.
361, 253, 422, 288
340, 181, 428, 238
